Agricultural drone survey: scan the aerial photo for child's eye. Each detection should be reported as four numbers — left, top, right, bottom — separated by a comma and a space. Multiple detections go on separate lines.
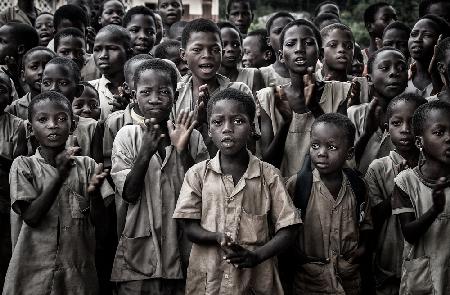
58, 116, 67, 122
305, 40, 315, 46
59, 81, 69, 86
38, 117, 47, 123
42, 81, 51, 87
234, 118, 243, 124
192, 48, 201, 52
328, 145, 337, 150
311, 143, 319, 150
391, 120, 401, 126
140, 90, 150, 95
160, 89, 170, 95
433, 130, 444, 136
89, 102, 99, 108
211, 119, 222, 126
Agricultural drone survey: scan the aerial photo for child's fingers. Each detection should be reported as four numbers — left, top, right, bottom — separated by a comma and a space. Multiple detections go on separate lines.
185, 110, 195, 127
95, 163, 104, 175
180, 109, 188, 126
176, 109, 184, 125
167, 120, 175, 133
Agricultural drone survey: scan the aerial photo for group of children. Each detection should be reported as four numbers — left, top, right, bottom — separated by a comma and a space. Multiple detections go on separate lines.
0, 0, 450, 294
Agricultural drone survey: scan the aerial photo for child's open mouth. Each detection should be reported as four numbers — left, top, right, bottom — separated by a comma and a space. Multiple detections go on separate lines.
294, 57, 306, 65
199, 63, 215, 73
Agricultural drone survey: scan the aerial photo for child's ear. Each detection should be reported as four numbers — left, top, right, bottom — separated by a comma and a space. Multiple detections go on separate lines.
375, 37, 382, 50
415, 136, 423, 150
20, 69, 25, 83
346, 146, 355, 160
263, 49, 272, 61
365, 74, 371, 82
266, 36, 271, 47
384, 122, 388, 131
17, 44, 26, 56
180, 48, 186, 62
279, 50, 284, 64
98, 15, 102, 25
26, 121, 33, 136
75, 84, 84, 98
126, 47, 133, 59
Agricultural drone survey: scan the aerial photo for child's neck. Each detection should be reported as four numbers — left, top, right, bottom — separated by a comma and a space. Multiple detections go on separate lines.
420, 157, 450, 181
322, 64, 348, 82
104, 71, 125, 95
412, 59, 432, 89
218, 65, 239, 82
30, 88, 40, 98
396, 146, 420, 168
368, 37, 378, 55
39, 145, 66, 166
319, 169, 343, 200
219, 148, 249, 185
273, 58, 290, 78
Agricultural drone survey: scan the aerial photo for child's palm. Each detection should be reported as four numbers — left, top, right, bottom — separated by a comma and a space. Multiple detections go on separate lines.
168, 109, 196, 152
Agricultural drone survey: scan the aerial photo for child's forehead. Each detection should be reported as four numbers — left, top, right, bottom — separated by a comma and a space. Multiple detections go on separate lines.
32, 100, 71, 115
104, 0, 124, 8
230, 1, 251, 11
211, 99, 248, 115
25, 50, 54, 63
159, 0, 182, 5
374, 50, 404, 64
79, 87, 99, 100
128, 13, 156, 26
311, 122, 346, 138
36, 14, 53, 22
271, 17, 293, 30
59, 35, 85, 45
323, 28, 353, 41
285, 25, 315, 38
413, 18, 437, 32
186, 31, 221, 46
136, 69, 172, 85
221, 27, 240, 38
44, 63, 73, 77
95, 31, 125, 45
383, 27, 408, 39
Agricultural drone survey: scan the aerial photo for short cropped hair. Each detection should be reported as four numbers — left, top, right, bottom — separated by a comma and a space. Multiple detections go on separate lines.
124, 54, 153, 78
413, 100, 450, 135
168, 20, 188, 39
97, 24, 132, 49
133, 58, 178, 90
382, 21, 411, 39
320, 23, 354, 43
123, 5, 156, 28
153, 40, 181, 59
217, 21, 243, 43
280, 19, 322, 49
22, 46, 56, 69
434, 37, 450, 64
311, 113, 356, 146
207, 88, 256, 122
364, 2, 391, 26
80, 81, 99, 100
266, 11, 294, 33
4, 22, 39, 54
181, 18, 221, 49
54, 27, 85, 50
314, 1, 339, 16
386, 93, 427, 120
53, 4, 88, 30
46, 57, 81, 83
367, 47, 405, 74
314, 13, 340, 29
28, 91, 73, 122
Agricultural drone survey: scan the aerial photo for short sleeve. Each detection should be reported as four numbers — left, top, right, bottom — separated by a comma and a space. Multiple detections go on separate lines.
266, 166, 302, 232
391, 184, 414, 215
9, 157, 38, 215
172, 164, 204, 220
365, 163, 384, 207
110, 128, 135, 196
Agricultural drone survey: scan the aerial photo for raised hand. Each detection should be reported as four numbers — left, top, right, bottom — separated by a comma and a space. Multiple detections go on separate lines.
346, 78, 361, 108
432, 177, 449, 214
364, 97, 383, 136
88, 163, 109, 193
304, 67, 325, 117
274, 85, 293, 122
196, 84, 210, 124
141, 118, 164, 155
55, 147, 81, 180
109, 86, 132, 112
167, 108, 197, 152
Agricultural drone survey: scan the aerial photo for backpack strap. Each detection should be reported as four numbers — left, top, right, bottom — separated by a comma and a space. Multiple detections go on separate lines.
343, 168, 367, 224
294, 154, 313, 220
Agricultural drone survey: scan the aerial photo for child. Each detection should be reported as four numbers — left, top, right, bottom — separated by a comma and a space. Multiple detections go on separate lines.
42, 57, 98, 159
123, 6, 157, 55
319, 23, 354, 82
168, 20, 188, 42
0, 71, 26, 290
406, 15, 449, 97
177, 18, 252, 153
4, 91, 113, 295
173, 88, 301, 294
285, 113, 372, 295
217, 22, 264, 96
258, 19, 352, 177
110, 58, 208, 294
158, 0, 184, 38
90, 24, 132, 120
154, 40, 189, 77
72, 82, 101, 120
259, 12, 295, 87
392, 101, 450, 295
6, 47, 55, 120
419, 0, 450, 23
35, 12, 55, 47
242, 29, 275, 69
363, 3, 397, 61
365, 94, 426, 295
226, 0, 254, 36
54, 27, 86, 71
429, 37, 450, 103
97, 0, 125, 27
314, 0, 340, 18
0, 22, 39, 98
348, 47, 408, 174
381, 21, 411, 61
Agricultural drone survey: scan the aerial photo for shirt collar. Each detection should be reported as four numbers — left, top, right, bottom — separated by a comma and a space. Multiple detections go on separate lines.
207, 150, 261, 179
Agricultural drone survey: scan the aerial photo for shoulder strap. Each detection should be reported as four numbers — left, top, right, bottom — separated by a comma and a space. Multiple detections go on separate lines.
343, 167, 367, 223
294, 154, 313, 220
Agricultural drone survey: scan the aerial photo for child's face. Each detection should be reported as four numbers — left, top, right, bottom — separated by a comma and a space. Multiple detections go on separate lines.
269, 16, 293, 52
93, 31, 128, 76
30, 101, 72, 148
317, 4, 340, 16
0, 75, 12, 111
158, 0, 183, 26
280, 25, 319, 74
22, 50, 54, 94
56, 19, 86, 36
370, 6, 397, 38
370, 50, 407, 99
42, 64, 78, 101
181, 31, 222, 82
388, 101, 416, 153
165, 46, 189, 76
0, 25, 18, 64
126, 14, 156, 55
56, 36, 86, 70
322, 29, 354, 72
72, 86, 100, 120
35, 14, 55, 46
427, 2, 450, 23
382, 28, 409, 59
227, 1, 253, 35
134, 69, 174, 122
221, 27, 242, 68
242, 35, 266, 68
408, 19, 439, 62
310, 122, 352, 175
419, 109, 450, 165
99, 0, 124, 27
208, 99, 252, 156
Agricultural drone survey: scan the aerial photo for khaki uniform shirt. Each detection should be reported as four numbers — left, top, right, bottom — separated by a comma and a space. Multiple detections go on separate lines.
68, 116, 98, 158
89, 76, 115, 121
365, 151, 405, 285
259, 64, 291, 87
110, 125, 209, 282
286, 169, 372, 295
6, 92, 31, 120
5, 150, 114, 295
173, 151, 301, 295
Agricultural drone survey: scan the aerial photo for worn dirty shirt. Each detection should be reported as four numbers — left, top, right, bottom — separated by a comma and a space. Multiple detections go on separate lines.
89, 75, 115, 121
259, 64, 291, 87
5, 92, 31, 120
173, 151, 301, 295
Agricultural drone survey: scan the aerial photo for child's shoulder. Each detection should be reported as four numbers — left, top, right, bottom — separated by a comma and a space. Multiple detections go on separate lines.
104, 108, 127, 126
347, 102, 370, 123
115, 123, 140, 138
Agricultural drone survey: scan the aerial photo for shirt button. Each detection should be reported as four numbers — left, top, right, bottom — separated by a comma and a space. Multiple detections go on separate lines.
226, 232, 232, 237
224, 274, 229, 279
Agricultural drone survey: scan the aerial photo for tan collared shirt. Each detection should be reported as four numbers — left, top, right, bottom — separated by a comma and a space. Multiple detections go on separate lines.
173, 151, 301, 295
110, 124, 209, 282
259, 64, 291, 87
6, 92, 31, 120
89, 75, 115, 121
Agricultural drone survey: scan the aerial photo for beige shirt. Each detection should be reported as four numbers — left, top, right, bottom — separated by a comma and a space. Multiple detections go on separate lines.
348, 103, 394, 174
68, 116, 98, 158
6, 92, 31, 120
404, 78, 433, 98
257, 81, 351, 177
286, 169, 372, 295
89, 76, 115, 121
393, 168, 450, 295
110, 124, 209, 282
259, 64, 291, 87
173, 151, 301, 295
365, 151, 405, 284
5, 150, 114, 295
236, 67, 257, 92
